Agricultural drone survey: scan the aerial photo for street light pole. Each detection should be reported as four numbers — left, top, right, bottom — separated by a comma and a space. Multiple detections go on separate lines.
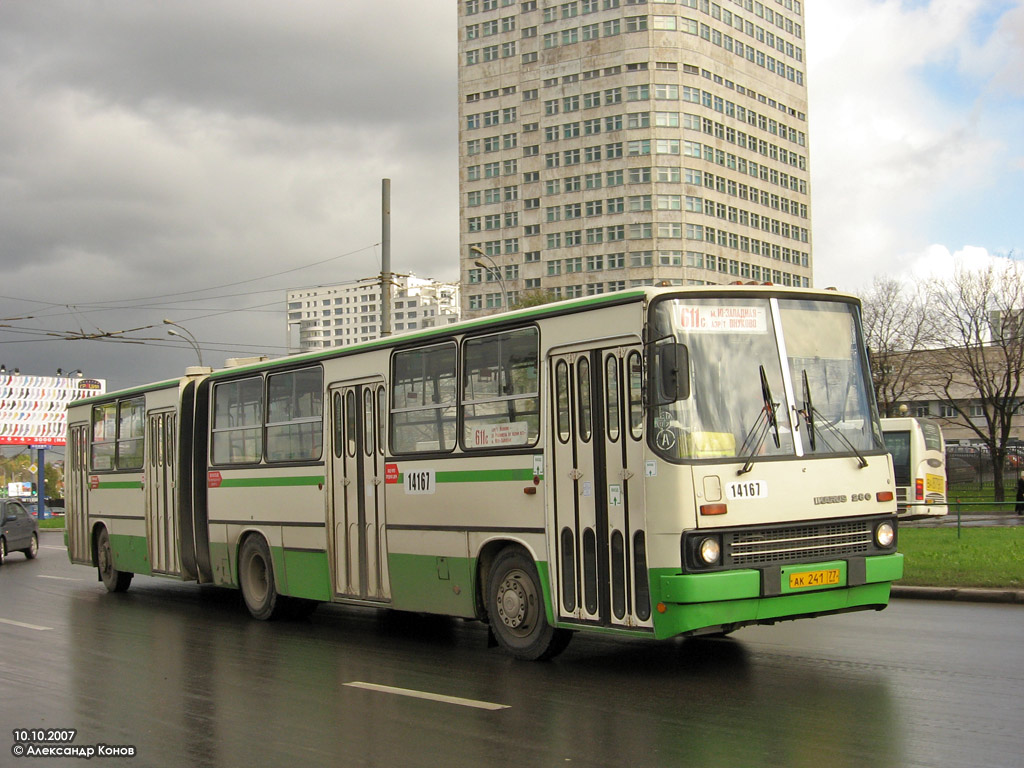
163, 319, 203, 366
471, 246, 509, 312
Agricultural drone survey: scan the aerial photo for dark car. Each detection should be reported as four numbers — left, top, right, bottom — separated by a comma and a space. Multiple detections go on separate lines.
0, 499, 39, 565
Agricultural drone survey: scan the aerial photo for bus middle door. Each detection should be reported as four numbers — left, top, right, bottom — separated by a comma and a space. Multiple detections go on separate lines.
329, 380, 391, 602
145, 410, 180, 575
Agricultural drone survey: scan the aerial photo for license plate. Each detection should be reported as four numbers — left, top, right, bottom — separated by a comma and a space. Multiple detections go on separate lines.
789, 569, 841, 589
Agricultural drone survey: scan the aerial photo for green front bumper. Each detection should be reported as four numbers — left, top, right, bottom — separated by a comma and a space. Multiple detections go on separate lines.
649, 553, 903, 640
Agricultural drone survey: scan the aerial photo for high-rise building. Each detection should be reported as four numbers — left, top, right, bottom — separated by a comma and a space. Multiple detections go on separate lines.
286, 276, 460, 353
458, 0, 812, 318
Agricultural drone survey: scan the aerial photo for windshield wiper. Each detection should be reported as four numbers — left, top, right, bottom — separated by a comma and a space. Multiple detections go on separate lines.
761, 366, 781, 450
801, 370, 816, 451
737, 365, 780, 475
800, 369, 868, 469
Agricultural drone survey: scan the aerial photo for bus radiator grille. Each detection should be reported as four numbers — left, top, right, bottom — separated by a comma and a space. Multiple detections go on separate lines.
728, 520, 873, 566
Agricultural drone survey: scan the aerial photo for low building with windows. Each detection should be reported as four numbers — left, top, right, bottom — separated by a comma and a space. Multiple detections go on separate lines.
884, 346, 1024, 445
286, 276, 460, 353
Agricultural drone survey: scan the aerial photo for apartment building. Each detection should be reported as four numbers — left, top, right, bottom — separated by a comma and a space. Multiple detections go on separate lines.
286, 276, 460, 353
458, 0, 812, 317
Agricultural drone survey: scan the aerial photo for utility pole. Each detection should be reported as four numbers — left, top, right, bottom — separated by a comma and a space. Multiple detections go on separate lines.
381, 178, 392, 337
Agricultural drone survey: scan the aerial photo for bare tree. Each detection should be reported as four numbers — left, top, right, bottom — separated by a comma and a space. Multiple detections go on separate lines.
923, 259, 1024, 500
860, 276, 932, 417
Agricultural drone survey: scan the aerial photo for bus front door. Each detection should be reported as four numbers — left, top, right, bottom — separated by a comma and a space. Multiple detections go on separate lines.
329, 380, 391, 602
550, 346, 652, 630
145, 411, 180, 575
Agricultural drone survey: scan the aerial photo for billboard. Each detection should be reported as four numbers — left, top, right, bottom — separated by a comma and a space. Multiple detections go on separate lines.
0, 374, 107, 446
8, 481, 33, 497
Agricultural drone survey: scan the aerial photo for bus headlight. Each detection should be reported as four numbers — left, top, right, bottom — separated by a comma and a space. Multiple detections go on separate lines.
875, 522, 895, 548
699, 537, 721, 565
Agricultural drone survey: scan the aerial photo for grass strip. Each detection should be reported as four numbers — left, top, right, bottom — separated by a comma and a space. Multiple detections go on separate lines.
897, 527, 1024, 589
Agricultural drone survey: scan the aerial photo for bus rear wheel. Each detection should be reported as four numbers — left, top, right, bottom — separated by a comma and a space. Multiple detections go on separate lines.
238, 535, 286, 620
97, 528, 133, 592
487, 548, 572, 661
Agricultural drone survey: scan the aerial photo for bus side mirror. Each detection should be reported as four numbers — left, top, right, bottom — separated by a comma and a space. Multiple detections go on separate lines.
658, 343, 690, 402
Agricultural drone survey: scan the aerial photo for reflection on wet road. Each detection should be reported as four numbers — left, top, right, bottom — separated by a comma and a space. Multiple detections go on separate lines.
2, 531, 1022, 768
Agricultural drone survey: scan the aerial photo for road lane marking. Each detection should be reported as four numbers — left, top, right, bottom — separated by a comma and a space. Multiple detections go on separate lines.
37, 575, 83, 582
43, 545, 67, 550
345, 682, 509, 710
0, 618, 53, 631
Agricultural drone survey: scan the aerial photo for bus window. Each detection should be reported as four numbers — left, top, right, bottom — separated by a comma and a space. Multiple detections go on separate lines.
117, 397, 145, 470
627, 350, 643, 440
346, 390, 357, 458
390, 342, 458, 454
578, 357, 592, 443
212, 377, 264, 465
605, 354, 620, 442
556, 359, 571, 444
884, 430, 911, 486
91, 402, 117, 470
363, 388, 374, 456
462, 327, 540, 450
266, 368, 323, 462
332, 391, 344, 458
376, 385, 386, 456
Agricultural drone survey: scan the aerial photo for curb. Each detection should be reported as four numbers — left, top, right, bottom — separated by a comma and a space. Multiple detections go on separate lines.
891, 585, 1024, 604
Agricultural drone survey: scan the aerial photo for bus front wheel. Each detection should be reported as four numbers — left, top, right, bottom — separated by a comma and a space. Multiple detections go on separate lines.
238, 535, 285, 620
487, 548, 572, 661
97, 528, 133, 592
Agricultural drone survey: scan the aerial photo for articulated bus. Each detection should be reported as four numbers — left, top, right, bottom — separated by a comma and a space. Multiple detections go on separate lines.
880, 417, 948, 518
66, 286, 903, 660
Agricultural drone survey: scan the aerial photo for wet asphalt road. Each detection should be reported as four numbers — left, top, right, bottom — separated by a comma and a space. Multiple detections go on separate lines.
1, 530, 1022, 768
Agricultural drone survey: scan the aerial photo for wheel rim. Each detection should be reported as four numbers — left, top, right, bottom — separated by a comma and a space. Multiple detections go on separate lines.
496, 569, 537, 638
29, 534, 38, 557
1, 537, 6, 563
244, 552, 269, 603
98, 537, 113, 579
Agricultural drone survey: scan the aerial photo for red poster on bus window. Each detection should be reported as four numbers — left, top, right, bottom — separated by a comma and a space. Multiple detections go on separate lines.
385, 464, 399, 484
207, 471, 222, 489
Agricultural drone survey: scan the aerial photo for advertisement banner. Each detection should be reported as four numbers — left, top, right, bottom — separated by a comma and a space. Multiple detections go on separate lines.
0, 375, 107, 446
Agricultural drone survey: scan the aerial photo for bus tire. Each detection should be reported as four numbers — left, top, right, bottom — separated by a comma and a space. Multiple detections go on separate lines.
487, 548, 572, 661
238, 535, 285, 621
97, 527, 133, 593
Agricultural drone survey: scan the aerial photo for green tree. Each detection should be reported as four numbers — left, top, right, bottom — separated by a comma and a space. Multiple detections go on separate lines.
511, 290, 559, 310
45, 460, 63, 500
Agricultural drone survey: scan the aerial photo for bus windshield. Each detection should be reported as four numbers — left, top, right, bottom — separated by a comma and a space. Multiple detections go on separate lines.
649, 296, 883, 462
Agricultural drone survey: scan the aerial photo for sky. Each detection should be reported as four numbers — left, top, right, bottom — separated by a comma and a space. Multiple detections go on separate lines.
1, 0, 1022, 395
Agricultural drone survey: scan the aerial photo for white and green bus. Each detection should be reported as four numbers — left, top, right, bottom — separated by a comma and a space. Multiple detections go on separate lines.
66, 286, 902, 660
